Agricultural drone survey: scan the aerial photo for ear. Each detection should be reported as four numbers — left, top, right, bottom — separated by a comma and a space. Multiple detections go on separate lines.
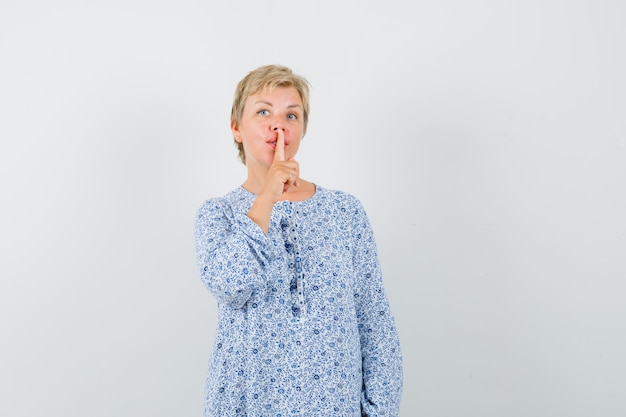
231, 120, 241, 142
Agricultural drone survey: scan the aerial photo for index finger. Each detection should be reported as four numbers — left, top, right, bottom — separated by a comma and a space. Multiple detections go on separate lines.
273, 129, 285, 162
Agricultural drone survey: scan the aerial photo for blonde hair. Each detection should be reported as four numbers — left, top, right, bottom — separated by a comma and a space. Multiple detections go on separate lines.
231, 64, 311, 164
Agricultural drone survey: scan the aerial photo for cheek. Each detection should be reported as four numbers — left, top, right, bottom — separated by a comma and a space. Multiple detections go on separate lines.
289, 140, 302, 154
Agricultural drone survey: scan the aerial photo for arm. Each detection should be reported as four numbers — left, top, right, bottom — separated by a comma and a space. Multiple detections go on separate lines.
195, 197, 277, 309
351, 201, 403, 417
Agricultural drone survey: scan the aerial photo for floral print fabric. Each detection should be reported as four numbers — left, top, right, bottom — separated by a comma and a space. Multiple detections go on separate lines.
195, 186, 402, 416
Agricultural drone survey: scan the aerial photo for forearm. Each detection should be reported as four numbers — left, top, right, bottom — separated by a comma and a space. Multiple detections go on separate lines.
196, 198, 276, 307
247, 193, 276, 233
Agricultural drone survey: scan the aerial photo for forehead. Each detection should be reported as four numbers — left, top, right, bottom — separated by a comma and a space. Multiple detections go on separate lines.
246, 86, 302, 105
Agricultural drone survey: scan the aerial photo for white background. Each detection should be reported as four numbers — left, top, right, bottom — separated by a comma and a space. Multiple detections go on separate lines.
1, 1, 625, 416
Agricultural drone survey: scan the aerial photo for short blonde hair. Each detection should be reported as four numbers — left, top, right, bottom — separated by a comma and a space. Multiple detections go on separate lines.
231, 64, 311, 164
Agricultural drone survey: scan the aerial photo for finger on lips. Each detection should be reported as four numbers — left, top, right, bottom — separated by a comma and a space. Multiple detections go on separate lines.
273, 129, 285, 162
272, 130, 301, 191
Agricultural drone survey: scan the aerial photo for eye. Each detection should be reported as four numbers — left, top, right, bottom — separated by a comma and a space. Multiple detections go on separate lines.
287, 113, 298, 120
257, 109, 269, 116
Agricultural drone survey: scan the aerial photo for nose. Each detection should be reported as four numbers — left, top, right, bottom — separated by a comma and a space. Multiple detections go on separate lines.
270, 116, 284, 132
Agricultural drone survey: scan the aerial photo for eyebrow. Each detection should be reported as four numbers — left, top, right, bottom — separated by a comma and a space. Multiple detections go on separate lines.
254, 100, 302, 110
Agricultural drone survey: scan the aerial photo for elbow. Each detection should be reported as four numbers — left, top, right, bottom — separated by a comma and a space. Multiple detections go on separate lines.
199, 268, 255, 309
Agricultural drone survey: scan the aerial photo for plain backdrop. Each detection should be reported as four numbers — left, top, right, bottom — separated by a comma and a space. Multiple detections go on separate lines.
1, 1, 625, 416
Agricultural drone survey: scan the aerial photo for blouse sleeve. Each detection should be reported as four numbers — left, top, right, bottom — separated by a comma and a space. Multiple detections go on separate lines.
351, 199, 403, 417
195, 197, 278, 309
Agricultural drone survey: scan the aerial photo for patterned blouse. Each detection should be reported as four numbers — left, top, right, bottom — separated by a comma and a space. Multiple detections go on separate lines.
195, 185, 403, 416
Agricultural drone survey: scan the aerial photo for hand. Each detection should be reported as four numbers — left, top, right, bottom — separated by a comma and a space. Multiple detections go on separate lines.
260, 129, 299, 203
247, 129, 300, 233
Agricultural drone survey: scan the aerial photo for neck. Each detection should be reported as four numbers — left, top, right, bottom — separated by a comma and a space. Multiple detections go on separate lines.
242, 164, 269, 195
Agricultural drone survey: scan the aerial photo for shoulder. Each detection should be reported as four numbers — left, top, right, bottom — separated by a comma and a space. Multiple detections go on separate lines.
314, 186, 371, 228
196, 187, 250, 219
315, 185, 365, 210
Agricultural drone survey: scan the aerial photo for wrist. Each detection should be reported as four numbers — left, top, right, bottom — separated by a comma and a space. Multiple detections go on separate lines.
255, 191, 278, 208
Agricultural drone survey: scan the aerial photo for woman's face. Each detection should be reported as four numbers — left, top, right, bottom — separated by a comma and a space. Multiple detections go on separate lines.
232, 86, 304, 168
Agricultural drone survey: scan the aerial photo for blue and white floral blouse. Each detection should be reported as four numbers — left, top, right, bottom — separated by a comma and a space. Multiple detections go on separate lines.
195, 185, 403, 416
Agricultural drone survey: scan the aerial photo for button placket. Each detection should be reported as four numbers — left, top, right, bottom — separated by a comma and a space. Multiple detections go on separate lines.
281, 201, 307, 320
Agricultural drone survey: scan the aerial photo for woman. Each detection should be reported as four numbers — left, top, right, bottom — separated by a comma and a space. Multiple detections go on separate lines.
195, 65, 402, 416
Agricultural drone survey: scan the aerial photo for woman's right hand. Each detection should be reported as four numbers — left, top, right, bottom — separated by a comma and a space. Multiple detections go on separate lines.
259, 128, 300, 202
247, 129, 300, 232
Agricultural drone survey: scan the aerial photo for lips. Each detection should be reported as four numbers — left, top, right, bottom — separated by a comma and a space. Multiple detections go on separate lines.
267, 137, 287, 147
